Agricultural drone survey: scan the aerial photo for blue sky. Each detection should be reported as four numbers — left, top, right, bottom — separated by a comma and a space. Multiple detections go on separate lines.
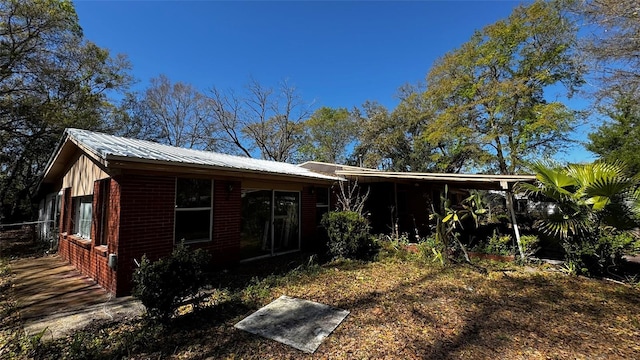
74, 0, 594, 163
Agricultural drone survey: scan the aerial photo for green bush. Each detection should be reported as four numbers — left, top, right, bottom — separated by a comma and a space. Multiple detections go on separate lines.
562, 231, 639, 276
374, 233, 410, 260
415, 236, 445, 265
519, 234, 540, 257
321, 211, 373, 259
132, 243, 211, 322
473, 230, 512, 256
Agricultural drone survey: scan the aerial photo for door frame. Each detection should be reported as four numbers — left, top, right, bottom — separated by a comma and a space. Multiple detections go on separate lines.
240, 188, 301, 262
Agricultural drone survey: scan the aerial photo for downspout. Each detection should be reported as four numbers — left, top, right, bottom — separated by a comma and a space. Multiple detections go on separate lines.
503, 181, 525, 260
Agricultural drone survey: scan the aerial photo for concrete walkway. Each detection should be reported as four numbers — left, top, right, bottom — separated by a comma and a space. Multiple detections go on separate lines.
10, 255, 143, 339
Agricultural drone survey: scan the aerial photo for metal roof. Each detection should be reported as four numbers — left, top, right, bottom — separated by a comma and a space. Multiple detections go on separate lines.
335, 169, 536, 190
43, 129, 342, 182
299, 161, 535, 189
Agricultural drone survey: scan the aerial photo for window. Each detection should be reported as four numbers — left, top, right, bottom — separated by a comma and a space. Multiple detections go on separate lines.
316, 187, 330, 225
72, 195, 93, 239
96, 178, 110, 246
175, 178, 212, 243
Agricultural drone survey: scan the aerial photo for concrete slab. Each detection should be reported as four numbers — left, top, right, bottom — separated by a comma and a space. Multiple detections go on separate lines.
234, 295, 349, 353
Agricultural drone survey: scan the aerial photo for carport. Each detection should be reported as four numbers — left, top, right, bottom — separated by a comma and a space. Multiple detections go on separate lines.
301, 161, 536, 248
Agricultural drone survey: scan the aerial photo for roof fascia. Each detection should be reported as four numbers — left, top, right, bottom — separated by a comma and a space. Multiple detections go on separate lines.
336, 170, 535, 181
106, 155, 344, 183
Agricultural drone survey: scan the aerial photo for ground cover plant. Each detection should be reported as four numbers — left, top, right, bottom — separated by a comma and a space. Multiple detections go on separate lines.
2, 237, 639, 359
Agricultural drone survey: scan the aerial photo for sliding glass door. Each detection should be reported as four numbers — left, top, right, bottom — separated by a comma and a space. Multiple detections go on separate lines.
240, 189, 300, 259
273, 191, 300, 253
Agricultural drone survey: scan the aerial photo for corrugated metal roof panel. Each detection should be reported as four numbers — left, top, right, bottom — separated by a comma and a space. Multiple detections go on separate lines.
65, 129, 341, 181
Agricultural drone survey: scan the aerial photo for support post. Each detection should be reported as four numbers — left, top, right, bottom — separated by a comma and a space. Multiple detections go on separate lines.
503, 181, 525, 260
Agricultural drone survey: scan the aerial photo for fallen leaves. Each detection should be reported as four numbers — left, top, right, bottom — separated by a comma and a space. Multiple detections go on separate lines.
3, 255, 640, 359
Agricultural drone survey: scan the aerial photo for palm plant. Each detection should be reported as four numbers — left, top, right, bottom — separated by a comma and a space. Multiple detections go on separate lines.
519, 160, 640, 274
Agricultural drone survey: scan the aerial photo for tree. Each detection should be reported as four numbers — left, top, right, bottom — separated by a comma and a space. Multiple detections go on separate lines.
586, 91, 640, 174
394, 84, 483, 173
208, 79, 312, 162
0, 0, 131, 221
570, 0, 640, 100
138, 75, 219, 150
521, 160, 640, 275
297, 106, 357, 164
103, 92, 163, 141
351, 101, 401, 170
207, 87, 253, 157
418, 0, 582, 175
352, 94, 479, 173
571, 0, 640, 172
352, 101, 437, 171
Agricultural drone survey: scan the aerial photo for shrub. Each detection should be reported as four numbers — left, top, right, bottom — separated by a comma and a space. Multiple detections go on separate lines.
486, 232, 513, 255
565, 231, 640, 275
374, 233, 410, 260
321, 211, 373, 259
473, 230, 512, 256
519, 234, 540, 257
416, 236, 446, 265
132, 243, 211, 322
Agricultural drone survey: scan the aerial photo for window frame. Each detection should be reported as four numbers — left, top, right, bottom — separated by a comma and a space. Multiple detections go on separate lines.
316, 187, 330, 227
174, 178, 213, 244
72, 195, 93, 239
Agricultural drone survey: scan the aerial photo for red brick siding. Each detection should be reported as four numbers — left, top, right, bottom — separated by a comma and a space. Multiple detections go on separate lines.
209, 180, 241, 262
301, 187, 317, 250
112, 177, 243, 295
108, 178, 121, 255
58, 172, 326, 297
57, 181, 118, 295
114, 175, 176, 296
91, 180, 102, 245
180, 180, 241, 264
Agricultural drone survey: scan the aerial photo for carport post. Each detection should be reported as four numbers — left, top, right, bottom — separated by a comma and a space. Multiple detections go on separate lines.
502, 181, 525, 260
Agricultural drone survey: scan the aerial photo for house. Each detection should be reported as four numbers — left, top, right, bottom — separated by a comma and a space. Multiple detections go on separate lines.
38, 129, 536, 297
38, 129, 341, 296
299, 161, 536, 238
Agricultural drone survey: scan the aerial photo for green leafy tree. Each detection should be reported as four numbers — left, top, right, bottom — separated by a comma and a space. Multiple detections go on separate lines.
418, 0, 582, 175
587, 92, 640, 175
0, 0, 131, 221
351, 101, 404, 170
297, 106, 357, 164
394, 84, 483, 173
520, 160, 640, 275
351, 100, 467, 172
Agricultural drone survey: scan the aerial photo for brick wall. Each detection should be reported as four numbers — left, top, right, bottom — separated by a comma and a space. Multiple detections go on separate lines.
207, 180, 242, 263
113, 176, 242, 295
58, 172, 326, 296
57, 180, 118, 294
114, 175, 175, 296
301, 186, 317, 250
